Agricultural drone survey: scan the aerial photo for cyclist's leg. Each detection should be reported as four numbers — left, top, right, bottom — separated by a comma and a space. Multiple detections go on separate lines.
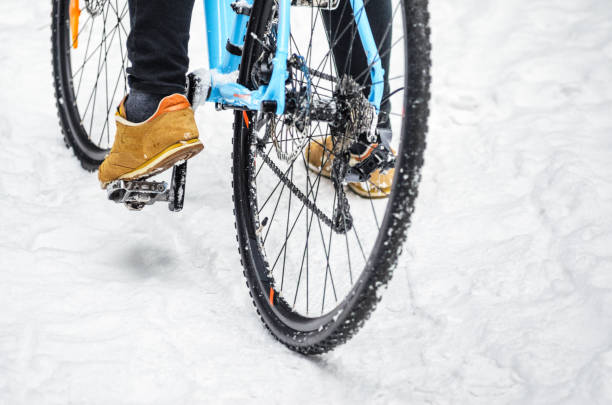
321, 0, 393, 127
125, 0, 196, 121
98, 0, 203, 186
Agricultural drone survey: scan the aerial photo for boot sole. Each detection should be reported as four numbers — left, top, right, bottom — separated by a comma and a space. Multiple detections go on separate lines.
101, 139, 204, 189
347, 182, 391, 199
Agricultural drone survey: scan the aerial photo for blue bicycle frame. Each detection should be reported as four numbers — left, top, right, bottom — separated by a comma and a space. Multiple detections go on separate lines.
201, 0, 384, 115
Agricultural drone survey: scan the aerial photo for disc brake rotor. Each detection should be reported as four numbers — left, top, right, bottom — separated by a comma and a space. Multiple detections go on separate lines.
266, 54, 312, 163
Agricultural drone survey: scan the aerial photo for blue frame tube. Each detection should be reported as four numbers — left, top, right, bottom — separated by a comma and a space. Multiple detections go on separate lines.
222, 9, 251, 72
259, 0, 291, 114
204, 0, 234, 70
350, 0, 385, 111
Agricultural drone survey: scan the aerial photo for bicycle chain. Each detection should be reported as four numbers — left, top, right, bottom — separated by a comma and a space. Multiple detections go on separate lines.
256, 147, 352, 234
255, 62, 352, 234
306, 67, 338, 84
287, 58, 338, 84
330, 154, 354, 234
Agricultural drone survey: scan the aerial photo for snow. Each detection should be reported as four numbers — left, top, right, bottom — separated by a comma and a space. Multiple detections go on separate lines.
190, 68, 240, 110
1, 0, 612, 403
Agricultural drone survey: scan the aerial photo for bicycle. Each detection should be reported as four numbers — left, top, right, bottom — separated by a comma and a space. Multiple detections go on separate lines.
51, 0, 431, 354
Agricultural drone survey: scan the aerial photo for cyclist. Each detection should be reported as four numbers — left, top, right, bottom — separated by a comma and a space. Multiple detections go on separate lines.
98, 0, 394, 198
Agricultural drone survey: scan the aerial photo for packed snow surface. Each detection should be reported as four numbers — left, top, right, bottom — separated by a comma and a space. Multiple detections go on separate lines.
1, 0, 612, 403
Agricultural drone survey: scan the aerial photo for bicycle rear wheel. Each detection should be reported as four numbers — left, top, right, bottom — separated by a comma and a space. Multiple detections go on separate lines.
51, 0, 130, 170
233, 0, 431, 354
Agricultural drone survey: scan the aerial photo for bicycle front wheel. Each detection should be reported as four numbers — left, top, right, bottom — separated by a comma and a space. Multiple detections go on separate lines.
51, 0, 130, 170
233, 0, 431, 354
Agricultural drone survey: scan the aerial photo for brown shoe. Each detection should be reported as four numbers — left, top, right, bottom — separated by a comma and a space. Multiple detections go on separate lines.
98, 94, 204, 188
304, 136, 334, 177
304, 136, 395, 199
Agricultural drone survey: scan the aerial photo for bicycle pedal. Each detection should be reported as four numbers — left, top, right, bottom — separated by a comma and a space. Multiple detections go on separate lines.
346, 141, 396, 183
106, 162, 188, 212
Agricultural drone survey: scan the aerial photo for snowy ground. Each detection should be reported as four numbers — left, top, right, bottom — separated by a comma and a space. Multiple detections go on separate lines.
1, 0, 612, 403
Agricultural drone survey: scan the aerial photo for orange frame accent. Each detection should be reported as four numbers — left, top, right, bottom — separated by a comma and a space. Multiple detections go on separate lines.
70, 0, 81, 49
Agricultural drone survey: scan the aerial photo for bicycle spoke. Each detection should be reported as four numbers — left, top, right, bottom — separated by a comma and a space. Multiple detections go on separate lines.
66, 1, 129, 150
98, 51, 128, 143
279, 167, 295, 291
75, 14, 96, 98
71, 6, 127, 79
79, 20, 120, 121
263, 178, 287, 244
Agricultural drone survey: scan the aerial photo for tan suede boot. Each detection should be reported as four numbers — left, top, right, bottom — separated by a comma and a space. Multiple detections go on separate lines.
98, 94, 204, 188
304, 136, 395, 199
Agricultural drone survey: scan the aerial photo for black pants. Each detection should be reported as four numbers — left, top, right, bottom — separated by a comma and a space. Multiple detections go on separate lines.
127, 0, 195, 94
322, 0, 393, 122
127, 0, 392, 105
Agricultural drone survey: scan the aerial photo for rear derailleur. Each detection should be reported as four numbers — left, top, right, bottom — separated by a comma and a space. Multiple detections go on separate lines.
328, 76, 396, 184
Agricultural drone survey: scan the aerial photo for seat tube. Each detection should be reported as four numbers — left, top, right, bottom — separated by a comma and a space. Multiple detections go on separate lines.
221, 1, 253, 72
204, 0, 234, 70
